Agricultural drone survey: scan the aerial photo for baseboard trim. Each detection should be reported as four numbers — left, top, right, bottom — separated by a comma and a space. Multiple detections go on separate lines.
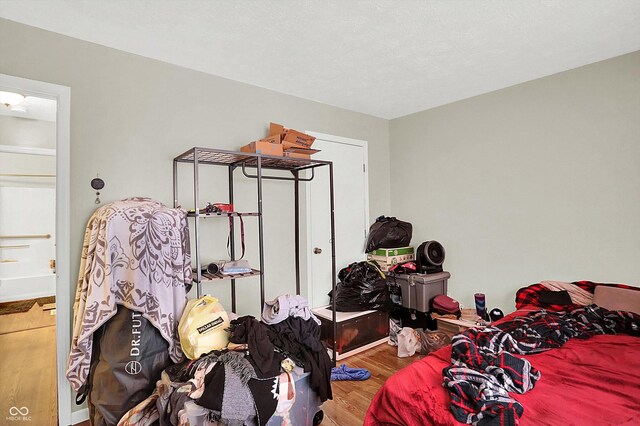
71, 408, 89, 425
328, 336, 390, 360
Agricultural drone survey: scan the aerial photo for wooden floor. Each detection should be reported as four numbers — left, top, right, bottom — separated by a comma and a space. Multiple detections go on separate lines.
0, 300, 56, 334
0, 302, 57, 426
322, 343, 418, 426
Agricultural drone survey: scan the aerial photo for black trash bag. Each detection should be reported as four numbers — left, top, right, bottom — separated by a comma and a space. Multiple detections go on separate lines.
330, 261, 391, 312
365, 216, 412, 252
79, 306, 172, 426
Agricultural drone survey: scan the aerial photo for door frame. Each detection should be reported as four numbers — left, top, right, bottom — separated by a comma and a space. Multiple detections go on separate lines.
303, 131, 369, 308
0, 73, 72, 425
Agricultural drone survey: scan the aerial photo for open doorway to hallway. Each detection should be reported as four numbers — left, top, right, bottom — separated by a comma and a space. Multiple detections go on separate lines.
0, 92, 58, 425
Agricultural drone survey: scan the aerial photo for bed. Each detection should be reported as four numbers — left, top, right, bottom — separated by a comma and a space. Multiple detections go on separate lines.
364, 281, 640, 426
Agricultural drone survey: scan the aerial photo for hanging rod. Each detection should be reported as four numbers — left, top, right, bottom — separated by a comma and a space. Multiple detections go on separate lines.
0, 244, 30, 249
241, 163, 315, 182
0, 234, 51, 239
0, 173, 56, 178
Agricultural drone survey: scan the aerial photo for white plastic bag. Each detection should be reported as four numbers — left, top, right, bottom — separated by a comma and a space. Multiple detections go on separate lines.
397, 327, 421, 358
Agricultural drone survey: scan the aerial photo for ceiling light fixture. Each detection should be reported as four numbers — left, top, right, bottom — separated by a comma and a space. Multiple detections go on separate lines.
0, 91, 26, 107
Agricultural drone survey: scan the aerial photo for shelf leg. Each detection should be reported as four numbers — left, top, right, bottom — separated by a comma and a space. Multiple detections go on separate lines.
294, 170, 300, 295
257, 156, 265, 308
193, 149, 202, 298
173, 160, 178, 208
229, 165, 236, 313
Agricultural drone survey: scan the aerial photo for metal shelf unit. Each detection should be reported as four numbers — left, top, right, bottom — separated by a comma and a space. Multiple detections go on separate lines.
173, 147, 338, 363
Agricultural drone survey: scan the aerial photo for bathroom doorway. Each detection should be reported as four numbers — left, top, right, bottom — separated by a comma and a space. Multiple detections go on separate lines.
0, 74, 71, 425
0, 92, 58, 424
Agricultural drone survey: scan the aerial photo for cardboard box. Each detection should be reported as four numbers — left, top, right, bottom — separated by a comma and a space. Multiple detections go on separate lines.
282, 129, 316, 149
284, 151, 311, 159
240, 140, 283, 156
269, 122, 285, 137
269, 122, 316, 149
367, 246, 415, 271
259, 134, 281, 144
283, 146, 321, 159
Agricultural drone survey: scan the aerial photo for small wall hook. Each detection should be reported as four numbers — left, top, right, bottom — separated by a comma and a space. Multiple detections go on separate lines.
91, 175, 105, 204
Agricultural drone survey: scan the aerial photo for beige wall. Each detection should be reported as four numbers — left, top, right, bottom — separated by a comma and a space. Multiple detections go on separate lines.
0, 18, 391, 416
0, 17, 390, 307
390, 51, 640, 312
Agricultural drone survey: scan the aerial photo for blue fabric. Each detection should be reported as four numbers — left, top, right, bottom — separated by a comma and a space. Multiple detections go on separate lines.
330, 364, 371, 381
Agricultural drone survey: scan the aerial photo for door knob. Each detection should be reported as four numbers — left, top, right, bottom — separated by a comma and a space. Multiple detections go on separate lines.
313, 247, 322, 254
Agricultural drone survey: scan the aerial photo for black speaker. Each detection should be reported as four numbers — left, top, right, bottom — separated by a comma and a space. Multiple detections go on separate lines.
416, 240, 445, 274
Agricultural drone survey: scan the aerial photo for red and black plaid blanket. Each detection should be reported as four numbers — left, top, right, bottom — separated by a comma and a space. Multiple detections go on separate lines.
443, 305, 640, 426
515, 280, 637, 311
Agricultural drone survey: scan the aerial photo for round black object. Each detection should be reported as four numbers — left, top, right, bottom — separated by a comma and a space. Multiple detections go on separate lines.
91, 177, 105, 190
489, 308, 504, 322
422, 241, 445, 266
313, 410, 324, 426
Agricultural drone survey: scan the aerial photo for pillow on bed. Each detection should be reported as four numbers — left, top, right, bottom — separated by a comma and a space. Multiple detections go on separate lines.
593, 286, 640, 314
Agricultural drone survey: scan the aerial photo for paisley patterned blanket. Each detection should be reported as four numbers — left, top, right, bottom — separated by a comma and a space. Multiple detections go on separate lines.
66, 198, 192, 391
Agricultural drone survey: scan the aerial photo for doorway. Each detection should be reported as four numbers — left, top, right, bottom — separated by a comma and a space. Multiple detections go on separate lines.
305, 132, 369, 308
0, 74, 71, 425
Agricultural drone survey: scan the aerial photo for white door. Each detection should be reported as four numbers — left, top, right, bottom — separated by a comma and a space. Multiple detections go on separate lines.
305, 133, 369, 308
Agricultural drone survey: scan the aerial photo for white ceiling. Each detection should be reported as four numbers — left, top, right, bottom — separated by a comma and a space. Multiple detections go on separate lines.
1, 0, 639, 119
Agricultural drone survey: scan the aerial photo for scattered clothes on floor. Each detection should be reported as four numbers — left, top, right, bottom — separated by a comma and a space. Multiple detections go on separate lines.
331, 364, 371, 381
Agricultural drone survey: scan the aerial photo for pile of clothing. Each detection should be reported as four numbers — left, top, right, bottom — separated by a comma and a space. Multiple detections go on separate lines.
118, 294, 332, 426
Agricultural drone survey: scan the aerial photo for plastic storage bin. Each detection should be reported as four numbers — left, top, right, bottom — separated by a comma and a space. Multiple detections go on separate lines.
389, 271, 450, 312
313, 307, 389, 359
266, 369, 323, 426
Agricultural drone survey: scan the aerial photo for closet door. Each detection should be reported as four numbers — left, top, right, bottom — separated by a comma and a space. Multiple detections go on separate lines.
306, 133, 369, 308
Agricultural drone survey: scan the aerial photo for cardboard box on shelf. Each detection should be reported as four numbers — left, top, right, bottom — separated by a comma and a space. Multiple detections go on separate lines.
282, 129, 315, 149
283, 146, 322, 159
269, 122, 285, 137
240, 140, 283, 156
269, 122, 316, 149
366, 246, 415, 271
259, 134, 281, 145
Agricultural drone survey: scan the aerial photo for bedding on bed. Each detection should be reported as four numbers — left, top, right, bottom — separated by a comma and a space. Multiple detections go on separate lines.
365, 281, 640, 426
443, 305, 639, 425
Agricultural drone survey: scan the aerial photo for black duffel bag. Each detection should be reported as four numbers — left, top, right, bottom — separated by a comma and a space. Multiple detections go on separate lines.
365, 216, 412, 252
78, 306, 172, 426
